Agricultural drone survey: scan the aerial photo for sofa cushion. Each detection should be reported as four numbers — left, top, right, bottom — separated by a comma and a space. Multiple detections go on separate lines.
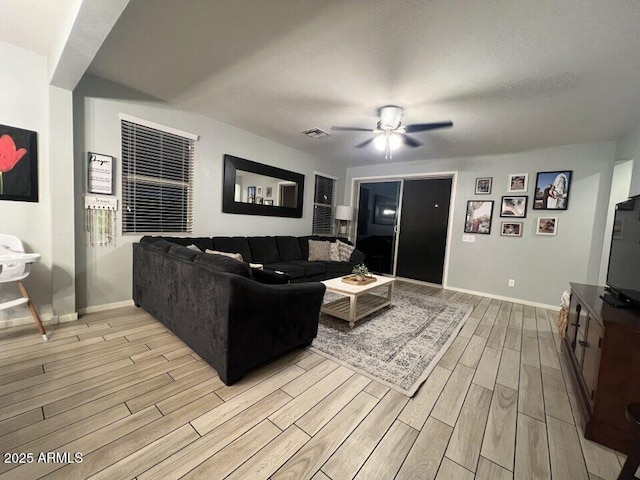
288, 260, 326, 277
263, 262, 305, 279
298, 236, 350, 260
308, 240, 332, 261
140, 237, 174, 252
168, 244, 199, 261
212, 237, 252, 262
194, 252, 252, 278
162, 236, 214, 251
325, 261, 356, 275
329, 242, 341, 262
275, 236, 303, 261
248, 237, 280, 264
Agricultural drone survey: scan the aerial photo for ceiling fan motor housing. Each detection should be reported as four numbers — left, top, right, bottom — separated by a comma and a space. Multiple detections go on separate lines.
379, 105, 403, 130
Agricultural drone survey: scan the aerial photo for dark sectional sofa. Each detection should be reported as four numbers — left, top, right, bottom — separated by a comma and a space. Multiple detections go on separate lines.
132, 235, 365, 385
157, 235, 366, 282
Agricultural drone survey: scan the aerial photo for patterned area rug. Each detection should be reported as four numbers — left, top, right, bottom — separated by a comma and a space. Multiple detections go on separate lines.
311, 288, 473, 397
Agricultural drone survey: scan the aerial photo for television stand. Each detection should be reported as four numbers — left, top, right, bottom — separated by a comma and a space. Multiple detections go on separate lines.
600, 293, 630, 309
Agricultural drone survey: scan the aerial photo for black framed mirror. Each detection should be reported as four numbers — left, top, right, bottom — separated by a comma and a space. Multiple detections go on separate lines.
222, 154, 304, 218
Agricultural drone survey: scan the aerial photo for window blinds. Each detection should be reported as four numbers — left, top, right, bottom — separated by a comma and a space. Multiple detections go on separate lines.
121, 119, 194, 233
312, 174, 336, 235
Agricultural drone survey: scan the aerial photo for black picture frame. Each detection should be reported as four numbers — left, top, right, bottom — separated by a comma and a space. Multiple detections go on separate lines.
464, 200, 494, 234
88, 152, 115, 195
500, 196, 528, 218
373, 195, 397, 225
501, 222, 523, 237
0, 124, 38, 202
223, 154, 304, 218
533, 170, 572, 210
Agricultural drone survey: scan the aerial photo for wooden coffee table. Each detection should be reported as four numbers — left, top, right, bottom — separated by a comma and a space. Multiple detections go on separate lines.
321, 274, 395, 328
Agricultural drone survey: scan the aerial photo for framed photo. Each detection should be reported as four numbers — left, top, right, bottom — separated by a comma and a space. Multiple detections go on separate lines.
464, 200, 494, 234
508, 173, 528, 193
501, 222, 523, 237
247, 186, 256, 202
265, 186, 273, 198
373, 195, 397, 225
256, 196, 264, 205
533, 171, 572, 210
500, 196, 528, 218
0, 124, 38, 202
88, 152, 114, 195
264, 199, 274, 206
536, 216, 558, 236
256, 186, 263, 197
475, 177, 492, 195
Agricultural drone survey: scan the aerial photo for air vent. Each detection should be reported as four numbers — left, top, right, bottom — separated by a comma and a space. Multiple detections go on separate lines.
302, 128, 330, 139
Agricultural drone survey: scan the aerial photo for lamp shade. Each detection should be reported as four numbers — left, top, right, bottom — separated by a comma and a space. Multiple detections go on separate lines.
335, 205, 354, 221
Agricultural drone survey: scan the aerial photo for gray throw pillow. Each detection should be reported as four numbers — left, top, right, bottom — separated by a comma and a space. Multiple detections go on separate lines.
205, 249, 244, 262
308, 240, 331, 261
329, 242, 341, 262
337, 240, 355, 262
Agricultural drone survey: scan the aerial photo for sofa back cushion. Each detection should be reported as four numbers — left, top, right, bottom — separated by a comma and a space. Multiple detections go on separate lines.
141, 237, 174, 252
161, 236, 214, 251
247, 237, 280, 264
194, 252, 252, 278
212, 237, 252, 262
168, 244, 199, 261
275, 236, 303, 261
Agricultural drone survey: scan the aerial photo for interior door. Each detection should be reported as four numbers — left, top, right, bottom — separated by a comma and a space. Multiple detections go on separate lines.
355, 181, 401, 274
395, 177, 452, 284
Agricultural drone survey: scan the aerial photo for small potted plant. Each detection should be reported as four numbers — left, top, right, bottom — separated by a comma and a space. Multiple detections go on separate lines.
352, 264, 370, 282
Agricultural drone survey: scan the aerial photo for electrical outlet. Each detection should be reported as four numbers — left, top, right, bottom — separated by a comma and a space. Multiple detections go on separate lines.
508, 279, 515, 287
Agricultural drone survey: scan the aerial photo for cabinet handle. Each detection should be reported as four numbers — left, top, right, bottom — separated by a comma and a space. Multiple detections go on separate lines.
571, 322, 579, 327
579, 340, 588, 347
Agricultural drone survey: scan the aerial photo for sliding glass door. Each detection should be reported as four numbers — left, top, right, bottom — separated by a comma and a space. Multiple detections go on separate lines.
355, 176, 452, 284
355, 181, 401, 275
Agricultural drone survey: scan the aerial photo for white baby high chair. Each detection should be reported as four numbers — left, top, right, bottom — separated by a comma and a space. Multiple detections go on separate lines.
0, 234, 47, 340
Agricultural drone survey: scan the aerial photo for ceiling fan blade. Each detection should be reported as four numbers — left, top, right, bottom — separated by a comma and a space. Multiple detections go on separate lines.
355, 137, 375, 148
331, 126, 373, 132
404, 121, 453, 133
401, 134, 423, 148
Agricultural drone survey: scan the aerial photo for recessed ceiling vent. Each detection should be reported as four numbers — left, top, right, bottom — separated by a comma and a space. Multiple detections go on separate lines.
302, 128, 330, 139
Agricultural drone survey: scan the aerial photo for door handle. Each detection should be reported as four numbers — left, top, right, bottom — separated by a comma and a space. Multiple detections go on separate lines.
579, 340, 588, 347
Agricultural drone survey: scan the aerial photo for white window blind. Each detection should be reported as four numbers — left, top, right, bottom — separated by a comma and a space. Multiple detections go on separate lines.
312, 174, 336, 235
121, 119, 194, 234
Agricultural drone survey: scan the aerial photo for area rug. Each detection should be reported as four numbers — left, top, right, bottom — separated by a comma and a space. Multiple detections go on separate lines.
310, 289, 473, 397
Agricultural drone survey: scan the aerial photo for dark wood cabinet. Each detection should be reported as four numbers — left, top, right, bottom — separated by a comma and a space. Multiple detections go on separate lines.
564, 283, 640, 454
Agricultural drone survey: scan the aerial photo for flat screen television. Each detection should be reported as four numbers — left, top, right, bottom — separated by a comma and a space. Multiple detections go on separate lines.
606, 196, 640, 308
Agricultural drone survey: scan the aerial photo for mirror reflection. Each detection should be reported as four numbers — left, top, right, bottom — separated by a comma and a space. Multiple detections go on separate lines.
233, 170, 298, 207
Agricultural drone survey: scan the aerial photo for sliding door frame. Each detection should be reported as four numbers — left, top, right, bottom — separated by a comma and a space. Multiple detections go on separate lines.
351, 171, 458, 288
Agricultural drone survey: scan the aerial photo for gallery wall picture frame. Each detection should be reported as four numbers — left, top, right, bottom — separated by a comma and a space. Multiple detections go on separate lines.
0, 124, 38, 202
507, 173, 528, 193
501, 222, 523, 237
500, 195, 528, 218
475, 177, 492, 194
464, 200, 494, 234
536, 216, 558, 236
256, 186, 263, 197
533, 170, 572, 210
266, 186, 272, 198
88, 152, 115, 195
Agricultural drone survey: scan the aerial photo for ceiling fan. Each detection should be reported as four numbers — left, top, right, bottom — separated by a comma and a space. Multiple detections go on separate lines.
331, 105, 453, 159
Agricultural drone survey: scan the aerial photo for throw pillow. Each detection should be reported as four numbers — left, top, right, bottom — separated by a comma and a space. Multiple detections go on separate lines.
186, 244, 201, 252
329, 242, 341, 262
249, 263, 264, 270
205, 249, 244, 262
308, 240, 331, 261
337, 240, 355, 262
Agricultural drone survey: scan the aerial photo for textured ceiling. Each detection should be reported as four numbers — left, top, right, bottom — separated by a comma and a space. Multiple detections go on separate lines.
89, 0, 640, 166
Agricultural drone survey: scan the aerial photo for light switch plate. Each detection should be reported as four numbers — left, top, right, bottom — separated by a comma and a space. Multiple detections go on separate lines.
462, 235, 476, 243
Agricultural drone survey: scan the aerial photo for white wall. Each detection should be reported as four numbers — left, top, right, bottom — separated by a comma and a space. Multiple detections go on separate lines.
345, 142, 616, 307
73, 74, 345, 310
617, 122, 640, 196
0, 42, 53, 324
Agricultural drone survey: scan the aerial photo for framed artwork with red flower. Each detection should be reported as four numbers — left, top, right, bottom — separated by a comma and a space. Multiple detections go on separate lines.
0, 124, 38, 202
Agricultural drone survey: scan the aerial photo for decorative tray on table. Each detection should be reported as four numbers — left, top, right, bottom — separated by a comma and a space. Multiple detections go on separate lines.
341, 275, 377, 286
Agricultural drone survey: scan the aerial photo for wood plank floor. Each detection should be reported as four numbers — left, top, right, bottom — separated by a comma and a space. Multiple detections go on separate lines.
0, 282, 630, 479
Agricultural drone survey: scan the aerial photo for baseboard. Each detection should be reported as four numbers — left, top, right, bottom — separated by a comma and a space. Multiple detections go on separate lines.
0, 313, 57, 329
78, 299, 135, 315
59, 312, 79, 323
445, 286, 560, 311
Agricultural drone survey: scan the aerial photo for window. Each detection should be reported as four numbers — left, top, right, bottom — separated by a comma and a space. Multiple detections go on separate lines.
312, 174, 337, 235
121, 117, 195, 233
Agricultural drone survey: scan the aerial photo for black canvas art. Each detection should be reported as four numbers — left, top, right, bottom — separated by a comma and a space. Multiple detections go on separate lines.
0, 124, 38, 202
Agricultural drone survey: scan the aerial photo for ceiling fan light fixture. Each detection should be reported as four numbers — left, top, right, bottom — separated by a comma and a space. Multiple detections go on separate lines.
388, 133, 402, 150
373, 134, 387, 151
